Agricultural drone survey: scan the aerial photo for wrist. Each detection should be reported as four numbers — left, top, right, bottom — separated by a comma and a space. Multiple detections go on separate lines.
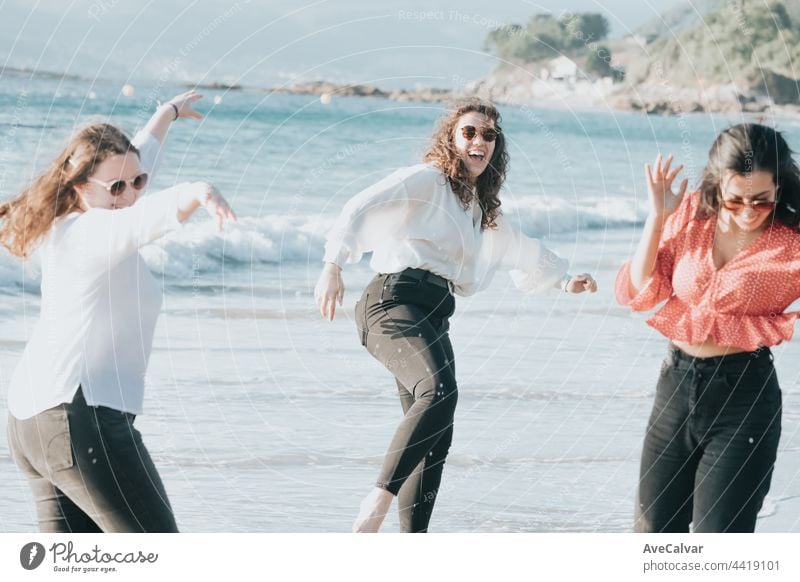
646, 214, 667, 231
324, 261, 342, 273
192, 182, 212, 204
158, 101, 179, 120
558, 273, 571, 292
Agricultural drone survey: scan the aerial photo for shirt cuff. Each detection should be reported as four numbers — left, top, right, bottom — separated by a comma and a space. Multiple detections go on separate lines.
323, 240, 352, 267
615, 259, 668, 311
509, 254, 569, 295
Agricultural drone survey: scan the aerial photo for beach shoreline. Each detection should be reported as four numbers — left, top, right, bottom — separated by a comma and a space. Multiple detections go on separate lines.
6, 64, 799, 121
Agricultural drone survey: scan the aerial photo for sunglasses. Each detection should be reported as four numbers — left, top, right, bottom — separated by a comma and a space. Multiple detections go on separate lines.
460, 125, 499, 142
718, 195, 777, 213
87, 173, 149, 196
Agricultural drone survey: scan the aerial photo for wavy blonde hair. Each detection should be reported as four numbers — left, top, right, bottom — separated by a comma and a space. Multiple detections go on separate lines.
423, 98, 509, 230
0, 124, 137, 258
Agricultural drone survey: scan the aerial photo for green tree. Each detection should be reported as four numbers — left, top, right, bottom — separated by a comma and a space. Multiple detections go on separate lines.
485, 11, 612, 63
585, 46, 613, 78
525, 14, 567, 59
484, 25, 526, 60
561, 13, 610, 49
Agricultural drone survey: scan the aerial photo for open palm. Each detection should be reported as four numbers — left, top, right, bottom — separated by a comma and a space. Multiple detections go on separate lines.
646, 153, 688, 219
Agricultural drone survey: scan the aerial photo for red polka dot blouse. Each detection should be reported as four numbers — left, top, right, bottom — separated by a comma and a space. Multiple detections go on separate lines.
615, 191, 800, 351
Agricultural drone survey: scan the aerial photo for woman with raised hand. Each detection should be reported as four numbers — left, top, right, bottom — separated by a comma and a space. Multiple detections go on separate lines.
1, 91, 236, 532
315, 98, 597, 533
616, 124, 800, 532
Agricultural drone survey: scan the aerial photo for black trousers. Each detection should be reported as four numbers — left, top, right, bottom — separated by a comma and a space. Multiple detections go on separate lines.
7, 387, 178, 533
355, 269, 457, 533
635, 344, 782, 532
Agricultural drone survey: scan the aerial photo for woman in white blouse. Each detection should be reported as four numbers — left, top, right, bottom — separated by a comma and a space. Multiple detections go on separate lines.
315, 98, 597, 532
1, 91, 235, 532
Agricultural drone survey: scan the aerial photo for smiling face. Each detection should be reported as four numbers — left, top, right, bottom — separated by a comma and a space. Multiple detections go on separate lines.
718, 169, 778, 233
75, 152, 144, 210
453, 112, 497, 182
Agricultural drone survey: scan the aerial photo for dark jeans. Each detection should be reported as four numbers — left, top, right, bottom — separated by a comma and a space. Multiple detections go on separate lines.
635, 344, 782, 533
7, 387, 178, 533
355, 269, 457, 533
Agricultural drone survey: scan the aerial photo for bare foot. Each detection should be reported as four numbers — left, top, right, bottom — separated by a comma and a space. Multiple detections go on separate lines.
352, 487, 394, 532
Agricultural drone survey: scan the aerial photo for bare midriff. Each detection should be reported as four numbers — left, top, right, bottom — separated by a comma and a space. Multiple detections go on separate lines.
671, 338, 751, 358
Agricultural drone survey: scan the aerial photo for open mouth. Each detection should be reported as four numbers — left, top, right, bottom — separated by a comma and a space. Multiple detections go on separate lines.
467, 150, 486, 162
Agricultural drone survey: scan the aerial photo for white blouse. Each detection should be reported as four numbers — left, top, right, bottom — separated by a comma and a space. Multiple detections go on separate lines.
8, 131, 183, 419
323, 163, 569, 296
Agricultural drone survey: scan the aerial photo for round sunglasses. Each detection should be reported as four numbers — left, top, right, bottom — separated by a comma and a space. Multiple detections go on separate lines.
717, 194, 777, 213
460, 125, 499, 142
87, 173, 149, 196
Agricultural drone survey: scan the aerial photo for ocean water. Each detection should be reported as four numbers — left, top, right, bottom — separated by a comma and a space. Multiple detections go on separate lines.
2, 75, 800, 532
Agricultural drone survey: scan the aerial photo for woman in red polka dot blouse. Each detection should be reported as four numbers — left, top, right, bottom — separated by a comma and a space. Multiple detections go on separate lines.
616, 124, 800, 532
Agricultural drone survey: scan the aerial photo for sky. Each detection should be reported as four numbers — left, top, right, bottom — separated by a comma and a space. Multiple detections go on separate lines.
0, 0, 685, 89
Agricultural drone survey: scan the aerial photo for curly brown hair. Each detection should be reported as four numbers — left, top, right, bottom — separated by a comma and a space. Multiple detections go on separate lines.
0, 123, 137, 258
423, 98, 509, 230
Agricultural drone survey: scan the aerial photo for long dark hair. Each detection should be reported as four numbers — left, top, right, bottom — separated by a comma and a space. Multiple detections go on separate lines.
0, 123, 137, 258
423, 98, 509, 230
697, 123, 800, 228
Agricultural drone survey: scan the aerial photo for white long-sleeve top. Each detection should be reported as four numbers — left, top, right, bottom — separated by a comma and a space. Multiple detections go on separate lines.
8, 131, 183, 419
323, 163, 569, 297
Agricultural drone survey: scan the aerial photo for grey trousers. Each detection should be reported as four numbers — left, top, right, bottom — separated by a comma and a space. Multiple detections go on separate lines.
7, 387, 178, 532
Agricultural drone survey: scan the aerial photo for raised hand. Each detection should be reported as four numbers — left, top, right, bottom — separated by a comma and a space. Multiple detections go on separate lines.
166, 90, 204, 120
645, 153, 688, 220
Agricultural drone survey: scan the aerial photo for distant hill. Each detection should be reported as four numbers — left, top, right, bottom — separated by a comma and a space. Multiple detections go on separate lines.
634, 0, 721, 42
636, 0, 800, 44
626, 0, 800, 106
399, 0, 800, 117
